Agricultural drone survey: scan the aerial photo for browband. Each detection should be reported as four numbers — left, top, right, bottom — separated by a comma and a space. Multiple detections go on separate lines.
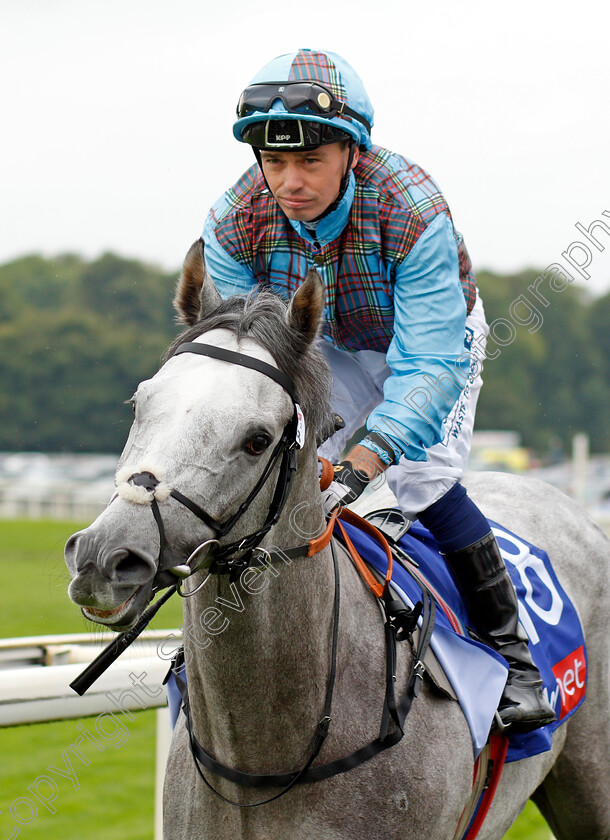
174, 343, 299, 405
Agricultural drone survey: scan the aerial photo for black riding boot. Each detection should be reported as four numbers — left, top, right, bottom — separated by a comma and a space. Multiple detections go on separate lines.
444, 532, 556, 732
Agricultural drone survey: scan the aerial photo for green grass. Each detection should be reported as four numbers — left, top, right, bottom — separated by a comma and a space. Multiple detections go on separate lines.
504, 802, 552, 840
0, 518, 183, 637
0, 519, 183, 840
0, 519, 553, 838
0, 518, 86, 637
0, 711, 158, 839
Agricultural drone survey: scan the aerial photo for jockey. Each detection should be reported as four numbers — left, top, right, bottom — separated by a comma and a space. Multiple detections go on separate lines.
201, 49, 555, 733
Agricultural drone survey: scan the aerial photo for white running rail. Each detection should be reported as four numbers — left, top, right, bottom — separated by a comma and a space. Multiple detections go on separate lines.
0, 631, 179, 840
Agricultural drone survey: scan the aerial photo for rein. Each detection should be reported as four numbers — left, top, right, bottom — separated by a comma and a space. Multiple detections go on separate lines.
168, 451, 432, 806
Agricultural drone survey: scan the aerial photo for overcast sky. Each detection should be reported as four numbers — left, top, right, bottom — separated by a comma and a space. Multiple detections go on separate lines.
2, 0, 609, 293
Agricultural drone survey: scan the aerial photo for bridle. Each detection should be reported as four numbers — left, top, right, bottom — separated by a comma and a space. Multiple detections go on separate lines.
123, 341, 309, 590
70, 338, 331, 694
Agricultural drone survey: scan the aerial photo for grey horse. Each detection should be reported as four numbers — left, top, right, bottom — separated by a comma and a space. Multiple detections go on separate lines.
65, 246, 610, 839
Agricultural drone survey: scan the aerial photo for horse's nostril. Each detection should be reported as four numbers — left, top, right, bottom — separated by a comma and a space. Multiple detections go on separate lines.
109, 550, 155, 583
115, 553, 146, 576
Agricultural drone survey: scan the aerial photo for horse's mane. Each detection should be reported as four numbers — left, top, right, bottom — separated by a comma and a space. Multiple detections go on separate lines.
163, 290, 334, 445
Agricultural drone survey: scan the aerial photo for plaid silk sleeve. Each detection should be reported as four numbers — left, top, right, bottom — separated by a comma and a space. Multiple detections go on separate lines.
366, 213, 470, 462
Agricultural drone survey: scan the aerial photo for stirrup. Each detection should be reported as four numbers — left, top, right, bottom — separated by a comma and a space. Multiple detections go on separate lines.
497, 680, 557, 732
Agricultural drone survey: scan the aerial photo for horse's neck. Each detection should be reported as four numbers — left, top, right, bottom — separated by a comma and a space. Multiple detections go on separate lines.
181, 451, 339, 769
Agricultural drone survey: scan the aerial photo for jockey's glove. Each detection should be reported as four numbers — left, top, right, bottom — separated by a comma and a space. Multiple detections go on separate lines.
321, 461, 370, 516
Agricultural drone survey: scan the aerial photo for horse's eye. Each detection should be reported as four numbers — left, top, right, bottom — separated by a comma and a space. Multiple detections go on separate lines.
246, 434, 271, 456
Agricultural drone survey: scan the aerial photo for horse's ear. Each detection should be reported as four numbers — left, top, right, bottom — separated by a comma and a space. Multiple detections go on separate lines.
173, 240, 222, 325
286, 269, 324, 345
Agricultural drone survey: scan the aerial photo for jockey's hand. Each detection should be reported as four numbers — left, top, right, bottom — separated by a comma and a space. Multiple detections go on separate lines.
321, 461, 370, 516
321, 444, 389, 516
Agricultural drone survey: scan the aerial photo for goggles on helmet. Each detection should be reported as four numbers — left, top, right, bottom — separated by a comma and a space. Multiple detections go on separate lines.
242, 118, 351, 150
236, 81, 372, 134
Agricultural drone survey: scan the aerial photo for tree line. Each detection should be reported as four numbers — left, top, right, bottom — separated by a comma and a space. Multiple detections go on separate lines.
1, 252, 609, 456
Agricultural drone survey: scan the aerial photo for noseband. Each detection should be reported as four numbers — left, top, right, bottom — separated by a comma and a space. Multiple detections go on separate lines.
122, 342, 306, 589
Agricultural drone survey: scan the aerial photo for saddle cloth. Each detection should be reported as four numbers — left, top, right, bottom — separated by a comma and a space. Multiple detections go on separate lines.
340, 516, 587, 762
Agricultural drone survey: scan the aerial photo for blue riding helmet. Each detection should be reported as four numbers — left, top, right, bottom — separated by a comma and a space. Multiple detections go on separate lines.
233, 49, 374, 151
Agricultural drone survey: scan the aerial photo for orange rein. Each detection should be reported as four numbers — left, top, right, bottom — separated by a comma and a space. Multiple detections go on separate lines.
316, 457, 393, 598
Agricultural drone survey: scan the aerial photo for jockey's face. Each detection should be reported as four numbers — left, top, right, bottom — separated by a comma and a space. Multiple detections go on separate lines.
259, 142, 359, 222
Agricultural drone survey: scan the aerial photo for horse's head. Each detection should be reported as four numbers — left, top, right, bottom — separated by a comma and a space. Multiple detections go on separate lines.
65, 241, 332, 630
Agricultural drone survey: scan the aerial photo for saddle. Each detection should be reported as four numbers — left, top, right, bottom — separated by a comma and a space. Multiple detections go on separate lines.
352, 506, 587, 764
